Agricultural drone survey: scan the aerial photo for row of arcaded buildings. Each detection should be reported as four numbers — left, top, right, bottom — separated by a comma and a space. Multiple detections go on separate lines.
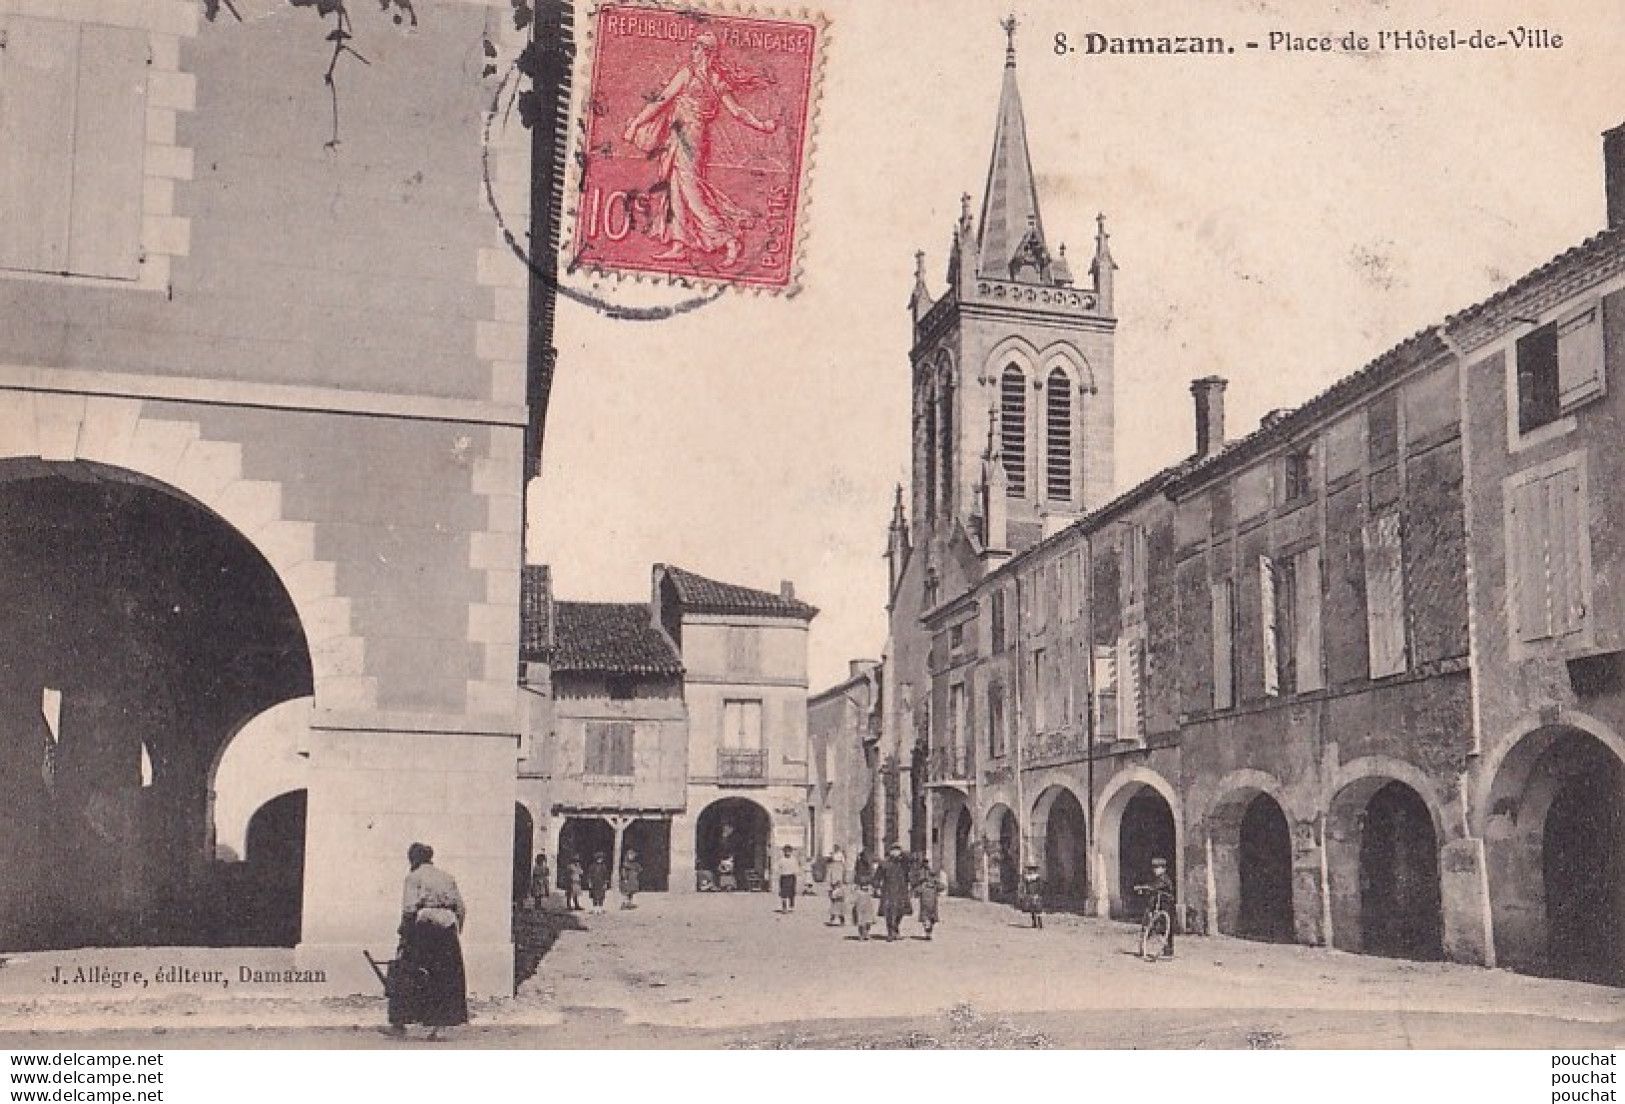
827, 34, 1625, 985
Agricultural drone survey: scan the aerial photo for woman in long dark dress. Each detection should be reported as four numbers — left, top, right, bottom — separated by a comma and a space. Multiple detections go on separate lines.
388, 842, 469, 1038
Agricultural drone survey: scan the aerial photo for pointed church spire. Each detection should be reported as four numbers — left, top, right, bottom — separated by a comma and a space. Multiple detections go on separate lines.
1091, 212, 1117, 313
909, 249, 934, 323
977, 15, 1048, 281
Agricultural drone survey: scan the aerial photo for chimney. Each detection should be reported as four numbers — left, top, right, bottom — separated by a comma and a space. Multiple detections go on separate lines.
780, 580, 796, 601
1606, 121, 1625, 230
1190, 376, 1228, 459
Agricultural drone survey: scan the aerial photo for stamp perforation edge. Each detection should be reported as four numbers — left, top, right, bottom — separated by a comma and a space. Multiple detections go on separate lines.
563, 0, 831, 299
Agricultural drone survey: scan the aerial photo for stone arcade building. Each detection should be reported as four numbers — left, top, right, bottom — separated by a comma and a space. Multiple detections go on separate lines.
0, 1, 543, 995
870, 31, 1625, 984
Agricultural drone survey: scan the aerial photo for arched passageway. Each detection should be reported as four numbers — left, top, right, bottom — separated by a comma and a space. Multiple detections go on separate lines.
1117, 789, 1177, 919
513, 804, 535, 906
232, 790, 307, 947
987, 804, 1019, 901
558, 817, 615, 872
696, 798, 771, 890
952, 804, 975, 895
1487, 726, 1625, 985
624, 819, 672, 892
1036, 787, 1088, 910
1353, 782, 1442, 960
0, 462, 312, 951
1238, 795, 1295, 941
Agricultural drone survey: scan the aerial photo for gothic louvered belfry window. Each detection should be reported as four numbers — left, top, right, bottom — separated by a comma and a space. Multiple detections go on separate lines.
1046, 368, 1072, 501
1001, 366, 1027, 497
939, 375, 955, 514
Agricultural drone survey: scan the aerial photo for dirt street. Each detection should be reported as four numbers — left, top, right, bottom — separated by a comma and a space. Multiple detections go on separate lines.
3, 891, 1623, 1048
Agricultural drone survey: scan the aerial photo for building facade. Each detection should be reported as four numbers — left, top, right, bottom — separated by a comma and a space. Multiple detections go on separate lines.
875, 31, 1625, 985
520, 564, 818, 893
807, 659, 881, 863
0, 1, 541, 995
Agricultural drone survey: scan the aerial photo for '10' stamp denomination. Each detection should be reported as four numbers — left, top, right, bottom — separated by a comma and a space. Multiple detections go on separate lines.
572, 2, 825, 292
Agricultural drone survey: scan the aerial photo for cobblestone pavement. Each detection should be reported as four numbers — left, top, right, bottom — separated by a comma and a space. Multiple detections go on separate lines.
2, 891, 1623, 1048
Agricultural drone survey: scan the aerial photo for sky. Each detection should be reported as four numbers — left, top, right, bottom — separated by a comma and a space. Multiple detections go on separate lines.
528, 0, 1625, 690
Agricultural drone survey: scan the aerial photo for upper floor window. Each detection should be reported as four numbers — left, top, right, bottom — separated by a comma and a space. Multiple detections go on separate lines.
1000, 366, 1027, 498
0, 17, 148, 281
585, 721, 634, 776
990, 590, 1007, 653
726, 627, 761, 676
1210, 577, 1236, 710
1364, 512, 1408, 677
721, 699, 763, 749
987, 681, 1007, 757
1516, 303, 1605, 435
1282, 444, 1314, 505
949, 623, 965, 654
1507, 456, 1590, 644
1046, 369, 1072, 501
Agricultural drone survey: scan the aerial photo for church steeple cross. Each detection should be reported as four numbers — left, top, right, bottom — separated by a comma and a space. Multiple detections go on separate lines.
1001, 13, 1018, 66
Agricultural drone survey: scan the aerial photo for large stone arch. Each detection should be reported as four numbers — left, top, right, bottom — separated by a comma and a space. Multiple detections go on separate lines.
0, 393, 364, 710
210, 696, 315, 862
1483, 719, 1625, 983
984, 801, 1020, 900
1196, 770, 1301, 943
1326, 761, 1448, 959
1030, 782, 1089, 908
1096, 766, 1183, 919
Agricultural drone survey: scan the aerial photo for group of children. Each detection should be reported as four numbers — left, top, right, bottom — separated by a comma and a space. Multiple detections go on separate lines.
822, 845, 949, 941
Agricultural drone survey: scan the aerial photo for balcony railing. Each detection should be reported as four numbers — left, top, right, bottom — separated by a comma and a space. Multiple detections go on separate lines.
927, 743, 971, 784
717, 748, 767, 784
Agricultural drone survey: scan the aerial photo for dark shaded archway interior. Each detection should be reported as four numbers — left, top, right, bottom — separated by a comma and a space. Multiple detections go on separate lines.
228, 789, 307, 947
1359, 781, 1443, 961
696, 798, 770, 888
513, 803, 535, 905
0, 463, 312, 950
952, 804, 975, 896
1238, 794, 1295, 942
1041, 789, 1088, 909
624, 818, 671, 891
990, 806, 1019, 901
1118, 789, 1177, 919
558, 817, 614, 873
1542, 740, 1625, 985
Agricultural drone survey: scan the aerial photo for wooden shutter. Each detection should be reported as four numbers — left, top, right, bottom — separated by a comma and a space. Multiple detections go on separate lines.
1260, 556, 1280, 696
1119, 634, 1144, 742
1511, 465, 1589, 641
1093, 644, 1117, 739
1211, 579, 1234, 709
1556, 303, 1605, 413
0, 17, 77, 273
1295, 548, 1324, 692
67, 25, 147, 279
1363, 513, 1407, 676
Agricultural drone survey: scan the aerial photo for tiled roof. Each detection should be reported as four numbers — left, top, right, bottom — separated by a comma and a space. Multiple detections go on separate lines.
659, 565, 819, 621
549, 602, 683, 677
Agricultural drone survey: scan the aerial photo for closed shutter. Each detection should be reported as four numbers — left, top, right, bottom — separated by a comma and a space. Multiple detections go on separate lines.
1260, 556, 1280, 696
1093, 644, 1117, 739
1511, 465, 1589, 641
1364, 513, 1407, 676
1119, 634, 1144, 742
1556, 302, 1605, 413
1295, 548, 1324, 692
0, 17, 77, 273
1210, 579, 1234, 709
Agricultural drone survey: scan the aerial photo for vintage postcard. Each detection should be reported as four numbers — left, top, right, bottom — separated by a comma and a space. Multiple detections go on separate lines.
0, 0, 1621, 1065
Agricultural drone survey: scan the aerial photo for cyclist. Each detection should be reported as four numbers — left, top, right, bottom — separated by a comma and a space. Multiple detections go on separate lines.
1133, 856, 1177, 959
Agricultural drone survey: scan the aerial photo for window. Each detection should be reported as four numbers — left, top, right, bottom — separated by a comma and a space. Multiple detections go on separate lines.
949, 623, 965, 653
1031, 647, 1049, 731
1363, 513, 1408, 677
1517, 303, 1606, 434
721, 700, 763, 749
1260, 555, 1280, 697
1368, 392, 1399, 464
1282, 445, 1314, 504
1001, 366, 1027, 497
1211, 578, 1236, 709
948, 682, 966, 756
939, 376, 955, 513
1210, 484, 1233, 536
922, 383, 938, 520
1290, 547, 1324, 692
1117, 634, 1144, 742
1046, 369, 1072, 501
988, 682, 1007, 757
1122, 524, 1148, 608
726, 627, 760, 675
0, 17, 148, 280
1093, 643, 1117, 738
585, 721, 635, 776
1507, 460, 1589, 643
990, 590, 1007, 653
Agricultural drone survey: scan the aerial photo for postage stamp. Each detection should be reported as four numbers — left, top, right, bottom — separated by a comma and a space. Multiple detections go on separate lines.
570, 2, 826, 292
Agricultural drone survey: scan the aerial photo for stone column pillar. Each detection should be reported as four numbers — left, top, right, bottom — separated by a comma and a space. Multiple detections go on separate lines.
1440, 836, 1495, 966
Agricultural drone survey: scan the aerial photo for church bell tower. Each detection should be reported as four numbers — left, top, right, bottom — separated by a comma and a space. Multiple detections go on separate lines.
906, 15, 1118, 562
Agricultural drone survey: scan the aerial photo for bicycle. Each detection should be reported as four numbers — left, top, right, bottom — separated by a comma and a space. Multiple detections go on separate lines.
1134, 885, 1174, 961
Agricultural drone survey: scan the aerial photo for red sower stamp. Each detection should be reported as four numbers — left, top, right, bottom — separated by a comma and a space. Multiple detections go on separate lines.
573, 3, 824, 291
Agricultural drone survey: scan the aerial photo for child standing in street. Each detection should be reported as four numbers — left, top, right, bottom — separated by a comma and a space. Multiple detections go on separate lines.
915, 859, 946, 939
852, 874, 876, 940
1018, 863, 1045, 929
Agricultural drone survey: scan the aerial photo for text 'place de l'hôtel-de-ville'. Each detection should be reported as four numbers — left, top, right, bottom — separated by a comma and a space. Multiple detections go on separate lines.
1, 2, 1624, 999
